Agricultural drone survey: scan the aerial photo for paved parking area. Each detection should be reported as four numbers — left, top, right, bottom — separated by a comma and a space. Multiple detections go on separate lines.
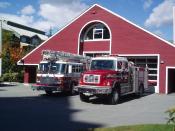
0, 83, 174, 131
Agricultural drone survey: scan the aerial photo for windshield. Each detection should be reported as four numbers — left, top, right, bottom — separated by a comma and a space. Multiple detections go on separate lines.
38, 63, 50, 73
38, 62, 62, 74
90, 60, 115, 70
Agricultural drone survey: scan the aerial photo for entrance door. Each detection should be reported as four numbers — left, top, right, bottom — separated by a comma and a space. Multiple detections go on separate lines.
167, 68, 175, 93
28, 66, 37, 83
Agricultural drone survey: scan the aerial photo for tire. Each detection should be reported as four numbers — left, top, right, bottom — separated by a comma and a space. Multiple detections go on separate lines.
45, 90, 53, 95
108, 88, 120, 105
80, 93, 89, 102
137, 84, 144, 97
69, 82, 76, 96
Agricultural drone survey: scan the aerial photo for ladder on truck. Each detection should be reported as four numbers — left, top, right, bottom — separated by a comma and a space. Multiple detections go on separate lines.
42, 50, 91, 63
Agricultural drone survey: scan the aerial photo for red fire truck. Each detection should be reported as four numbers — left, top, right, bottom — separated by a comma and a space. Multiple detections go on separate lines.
75, 56, 148, 104
31, 50, 90, 95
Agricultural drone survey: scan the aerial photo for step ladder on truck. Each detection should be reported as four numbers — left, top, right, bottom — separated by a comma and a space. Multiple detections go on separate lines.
75, 55, 148, 104
31, 50, 91, 95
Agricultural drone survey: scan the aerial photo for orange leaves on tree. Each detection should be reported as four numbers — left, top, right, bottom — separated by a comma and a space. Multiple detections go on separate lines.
8, 47, 23, 63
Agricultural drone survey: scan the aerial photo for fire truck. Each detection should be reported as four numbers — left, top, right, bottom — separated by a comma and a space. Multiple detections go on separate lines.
31, 50, 90, 95
75, 56, 148, 104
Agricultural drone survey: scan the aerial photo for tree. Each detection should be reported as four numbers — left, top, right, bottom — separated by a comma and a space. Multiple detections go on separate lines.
0, 30, 26, 82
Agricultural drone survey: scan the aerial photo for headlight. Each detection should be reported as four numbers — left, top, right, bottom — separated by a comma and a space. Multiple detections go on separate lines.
36, 77, 40, 83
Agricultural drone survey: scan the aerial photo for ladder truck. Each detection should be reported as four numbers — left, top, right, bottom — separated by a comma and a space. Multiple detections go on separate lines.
31, 50, 90, 95
75, 55, 148, 104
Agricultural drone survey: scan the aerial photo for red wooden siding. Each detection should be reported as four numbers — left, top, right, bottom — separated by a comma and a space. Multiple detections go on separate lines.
83, 41, 110, 51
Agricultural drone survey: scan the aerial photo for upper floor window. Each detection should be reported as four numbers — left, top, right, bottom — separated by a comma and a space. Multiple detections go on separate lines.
20, 35, 31, 44
82, 23, 110, 41
93, 29, 103, 39
31, 38, 39, 45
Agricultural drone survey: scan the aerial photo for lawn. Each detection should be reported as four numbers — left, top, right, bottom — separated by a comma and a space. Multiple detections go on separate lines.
87, 124, 175, 131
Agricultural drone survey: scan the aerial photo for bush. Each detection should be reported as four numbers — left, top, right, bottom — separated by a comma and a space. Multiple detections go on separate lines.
166, 107, 175, 125
0, 72, 23, 82
165, 107, 175, 131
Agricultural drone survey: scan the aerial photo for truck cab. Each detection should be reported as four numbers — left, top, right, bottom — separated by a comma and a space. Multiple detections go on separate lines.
76, 56, 148, 104
31, 50, 90, 95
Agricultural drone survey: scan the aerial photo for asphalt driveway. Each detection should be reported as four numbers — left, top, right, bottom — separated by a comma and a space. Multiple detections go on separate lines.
0, 83, 174, 131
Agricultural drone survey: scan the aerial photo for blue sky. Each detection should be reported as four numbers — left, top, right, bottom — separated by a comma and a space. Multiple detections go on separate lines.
0, 0, 174, 41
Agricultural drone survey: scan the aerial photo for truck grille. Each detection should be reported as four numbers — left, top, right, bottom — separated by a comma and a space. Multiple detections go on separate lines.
40, 77, 57, 85
83, 74, 100, 84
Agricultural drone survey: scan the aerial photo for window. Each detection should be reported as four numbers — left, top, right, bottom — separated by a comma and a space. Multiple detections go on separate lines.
31, 38, 39, 45
93, 29, 103, 39
117, 61, 122, 70
21, 36, 26, 43
72, 65, 83, 73
20, 35, 31, 44
61, 64, 68, 74
90, 60, 115, 70
83, 23, 110, 41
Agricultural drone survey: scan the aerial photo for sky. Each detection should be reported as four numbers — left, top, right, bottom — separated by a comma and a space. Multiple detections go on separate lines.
0, 0, 174, 41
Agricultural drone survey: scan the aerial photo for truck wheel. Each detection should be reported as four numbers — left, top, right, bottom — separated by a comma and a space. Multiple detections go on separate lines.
45, 90, 53, 95
80, 93, 89, 102
108, 88, 120, 105
70, 82, 76, 95
137, 84, 144, 97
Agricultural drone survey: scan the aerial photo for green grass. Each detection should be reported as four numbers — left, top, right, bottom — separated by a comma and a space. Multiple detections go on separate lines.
87, 124, 175, 131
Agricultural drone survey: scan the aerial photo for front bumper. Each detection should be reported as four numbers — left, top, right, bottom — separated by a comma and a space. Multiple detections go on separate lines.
31, 84, 62, 91
75, 85, 112, 95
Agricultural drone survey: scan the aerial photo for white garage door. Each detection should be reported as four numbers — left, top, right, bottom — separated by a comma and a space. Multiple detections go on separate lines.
126, 56, 158, 86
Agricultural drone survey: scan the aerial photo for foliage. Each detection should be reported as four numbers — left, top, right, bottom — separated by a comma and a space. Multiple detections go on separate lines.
166, 107, 175, 125
0, 30, 31, 82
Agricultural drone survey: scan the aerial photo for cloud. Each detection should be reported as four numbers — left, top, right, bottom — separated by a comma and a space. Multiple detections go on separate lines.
32, 20, 55, 31
153, 30, 164, 37
143, 0, 153, 10
0, 13, 34, 26
38, 0, 88, 29
0, 1, 88, 33
20, 5, 35, 15
0, 2, 11, 8
144, 0, 175, 28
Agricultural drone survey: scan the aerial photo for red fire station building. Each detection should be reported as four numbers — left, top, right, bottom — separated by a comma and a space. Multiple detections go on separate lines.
18, 4, 175, 94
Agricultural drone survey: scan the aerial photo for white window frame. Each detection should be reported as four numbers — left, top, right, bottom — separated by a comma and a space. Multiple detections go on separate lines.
93, 28, 103, 40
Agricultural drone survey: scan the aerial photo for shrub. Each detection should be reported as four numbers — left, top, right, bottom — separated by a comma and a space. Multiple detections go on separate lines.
0, 72, 18, 82
166, 107, 175, 131
166, 107, 175, 125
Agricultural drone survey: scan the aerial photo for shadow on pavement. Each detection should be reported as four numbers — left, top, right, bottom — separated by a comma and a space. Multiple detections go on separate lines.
0, 89, 7, 91
0, 83, 17, 87
0, 94, 102, 131
88, 86, 155, 105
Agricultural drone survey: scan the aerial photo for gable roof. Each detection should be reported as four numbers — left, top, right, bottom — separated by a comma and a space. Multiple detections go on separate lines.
17, 4, 175, 65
